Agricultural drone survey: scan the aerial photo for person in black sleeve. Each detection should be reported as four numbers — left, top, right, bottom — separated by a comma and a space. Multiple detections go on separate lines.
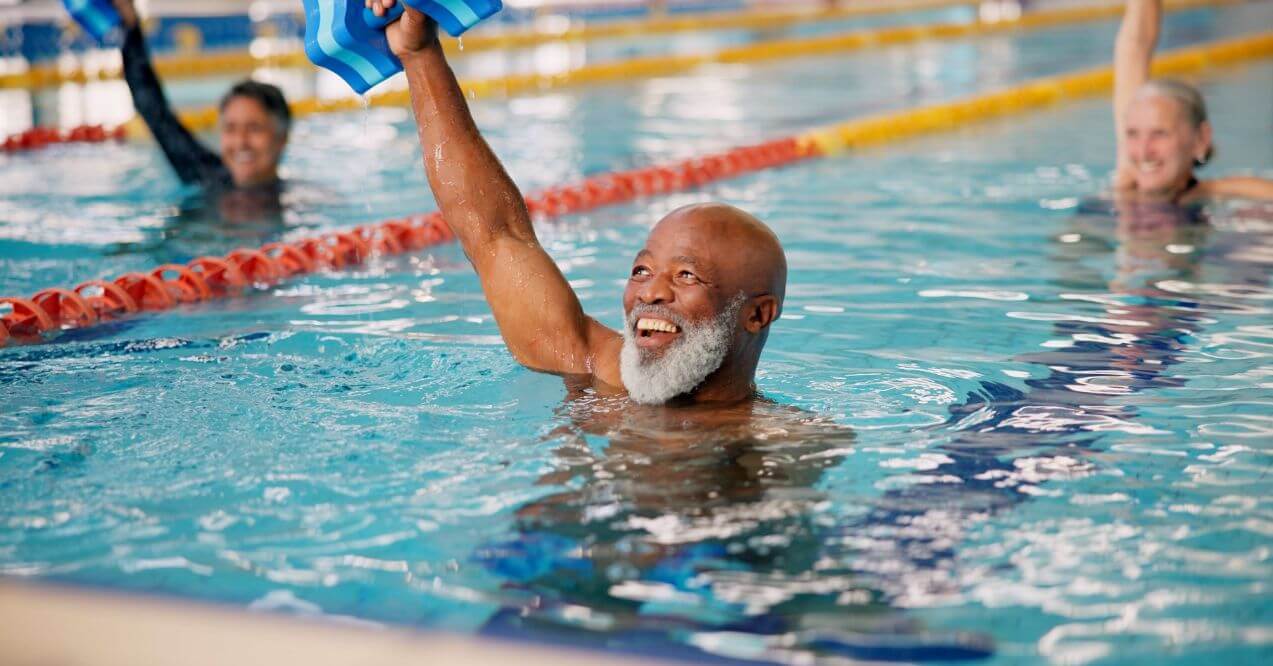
112, 0, 290, 195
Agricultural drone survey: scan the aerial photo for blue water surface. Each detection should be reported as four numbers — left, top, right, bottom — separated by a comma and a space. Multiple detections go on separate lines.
2, 5, 1272, 664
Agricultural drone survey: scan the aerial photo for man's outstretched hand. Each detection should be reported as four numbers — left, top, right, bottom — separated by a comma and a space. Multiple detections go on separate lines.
366, 0, 439, 58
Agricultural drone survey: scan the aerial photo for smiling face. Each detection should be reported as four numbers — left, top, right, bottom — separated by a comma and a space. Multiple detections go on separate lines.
1122, 93, 1211, 197
219, 96, 287, 188
618, 204, 786, 404
624, 242, 730, 358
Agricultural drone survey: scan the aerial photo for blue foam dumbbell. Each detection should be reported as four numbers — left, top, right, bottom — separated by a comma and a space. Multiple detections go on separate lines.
415, 0, 503, 39
63, 0, 124, 44
302, 0, 404, 95
302, 0, 503, 95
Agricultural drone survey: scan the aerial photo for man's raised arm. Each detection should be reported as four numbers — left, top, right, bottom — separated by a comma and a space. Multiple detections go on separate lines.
379, 4, 620, 379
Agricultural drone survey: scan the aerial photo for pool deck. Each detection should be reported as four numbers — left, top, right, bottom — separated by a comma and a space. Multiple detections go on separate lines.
0, 580, 678, 666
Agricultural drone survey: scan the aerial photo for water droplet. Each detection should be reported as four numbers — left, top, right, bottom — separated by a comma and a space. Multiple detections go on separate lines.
457, 37, 464, 52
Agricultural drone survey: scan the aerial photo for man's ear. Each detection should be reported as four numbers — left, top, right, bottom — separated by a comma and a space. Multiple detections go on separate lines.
743, 295, 780, 334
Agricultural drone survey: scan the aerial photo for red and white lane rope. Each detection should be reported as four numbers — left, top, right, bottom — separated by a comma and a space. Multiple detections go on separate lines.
0, 136, 812, 346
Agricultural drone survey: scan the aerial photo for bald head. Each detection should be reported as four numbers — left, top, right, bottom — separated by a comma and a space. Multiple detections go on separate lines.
649, 203, 787, 312
620, 202, 788, 404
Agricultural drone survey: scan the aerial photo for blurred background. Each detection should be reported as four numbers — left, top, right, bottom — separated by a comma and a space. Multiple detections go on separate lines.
0, 0, 1058, 137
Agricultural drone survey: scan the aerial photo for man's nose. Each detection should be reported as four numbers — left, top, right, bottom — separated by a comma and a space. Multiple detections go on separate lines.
637, 273, 673, 304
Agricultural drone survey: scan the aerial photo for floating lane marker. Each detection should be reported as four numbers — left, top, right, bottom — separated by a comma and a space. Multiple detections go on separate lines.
2, 29, 1271, 347
1, 124, 126, 153
795, 30, 1273, 155
170, 0, 1256, 132
1, 0, 980, 89
2, 0, 1251, 143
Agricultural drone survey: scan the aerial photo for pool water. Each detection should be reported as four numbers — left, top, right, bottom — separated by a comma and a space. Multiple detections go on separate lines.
3, 5, 1273, 664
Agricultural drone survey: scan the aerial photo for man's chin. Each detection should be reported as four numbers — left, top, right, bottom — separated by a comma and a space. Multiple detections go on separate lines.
631, 346, 668, 365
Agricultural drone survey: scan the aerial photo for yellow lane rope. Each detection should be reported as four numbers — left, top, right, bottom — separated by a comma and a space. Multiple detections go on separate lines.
156, 0, 1251, 133
1, 0, 980, 89
797, 30, 1273, 155
5, 31, 1270, 344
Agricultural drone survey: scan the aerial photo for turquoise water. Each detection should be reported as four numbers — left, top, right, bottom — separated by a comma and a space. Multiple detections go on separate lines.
3, 5, 1273, 664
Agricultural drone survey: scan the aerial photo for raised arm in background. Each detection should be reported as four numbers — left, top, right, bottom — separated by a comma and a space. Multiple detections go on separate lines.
112, 0, 228, 187
1113, 0, 1161, 188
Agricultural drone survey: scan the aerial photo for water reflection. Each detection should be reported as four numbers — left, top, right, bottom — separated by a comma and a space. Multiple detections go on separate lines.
102, 181, 336, 265
472, 196, 1271, 663
830, 197, 1270, 614
475, 383, 999, 662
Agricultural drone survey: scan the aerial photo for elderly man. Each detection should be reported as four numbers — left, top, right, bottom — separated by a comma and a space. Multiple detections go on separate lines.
376, 2, 787, 406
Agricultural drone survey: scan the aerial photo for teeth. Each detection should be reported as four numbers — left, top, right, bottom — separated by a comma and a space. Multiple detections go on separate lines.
636, 318, 680, 333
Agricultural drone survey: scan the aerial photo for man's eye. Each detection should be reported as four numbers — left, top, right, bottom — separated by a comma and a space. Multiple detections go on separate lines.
677, 271, 697, 282
631, 266, 651, 277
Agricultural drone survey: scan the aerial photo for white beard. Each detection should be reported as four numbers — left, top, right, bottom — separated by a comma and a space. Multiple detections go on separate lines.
620, 295, 744, 405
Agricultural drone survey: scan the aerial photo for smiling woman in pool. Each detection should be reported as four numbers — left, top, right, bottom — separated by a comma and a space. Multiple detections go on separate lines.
1114, 0, 1272, 203
373, 1, 786, 407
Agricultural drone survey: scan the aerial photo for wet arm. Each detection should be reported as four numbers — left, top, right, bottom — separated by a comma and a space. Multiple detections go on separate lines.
1205, 176, 1273, 201
397, 15, 617, 375
1114, 0, 1161, 172
118, 16, 225, 185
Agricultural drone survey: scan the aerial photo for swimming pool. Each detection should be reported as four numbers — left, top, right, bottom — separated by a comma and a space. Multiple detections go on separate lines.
2, 3, 1272, 664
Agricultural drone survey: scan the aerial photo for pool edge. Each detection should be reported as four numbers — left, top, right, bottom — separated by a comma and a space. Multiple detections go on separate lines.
0, 578, 683, 665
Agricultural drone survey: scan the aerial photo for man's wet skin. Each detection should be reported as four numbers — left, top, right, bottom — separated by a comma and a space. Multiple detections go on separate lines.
380, 1, 788, 408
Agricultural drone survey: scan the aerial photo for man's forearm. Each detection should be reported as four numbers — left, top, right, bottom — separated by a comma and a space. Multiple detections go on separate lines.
402, 44, 534, 253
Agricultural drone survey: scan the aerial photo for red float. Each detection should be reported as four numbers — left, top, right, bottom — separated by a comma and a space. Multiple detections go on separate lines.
31, 288, 98, 328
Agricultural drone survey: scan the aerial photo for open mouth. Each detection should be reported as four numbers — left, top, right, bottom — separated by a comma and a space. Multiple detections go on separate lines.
634, 317, 682, 348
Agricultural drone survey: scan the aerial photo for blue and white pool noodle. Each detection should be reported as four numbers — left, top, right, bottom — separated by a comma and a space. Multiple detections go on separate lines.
303, 0, 503, 95
62, 0, 124, 44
